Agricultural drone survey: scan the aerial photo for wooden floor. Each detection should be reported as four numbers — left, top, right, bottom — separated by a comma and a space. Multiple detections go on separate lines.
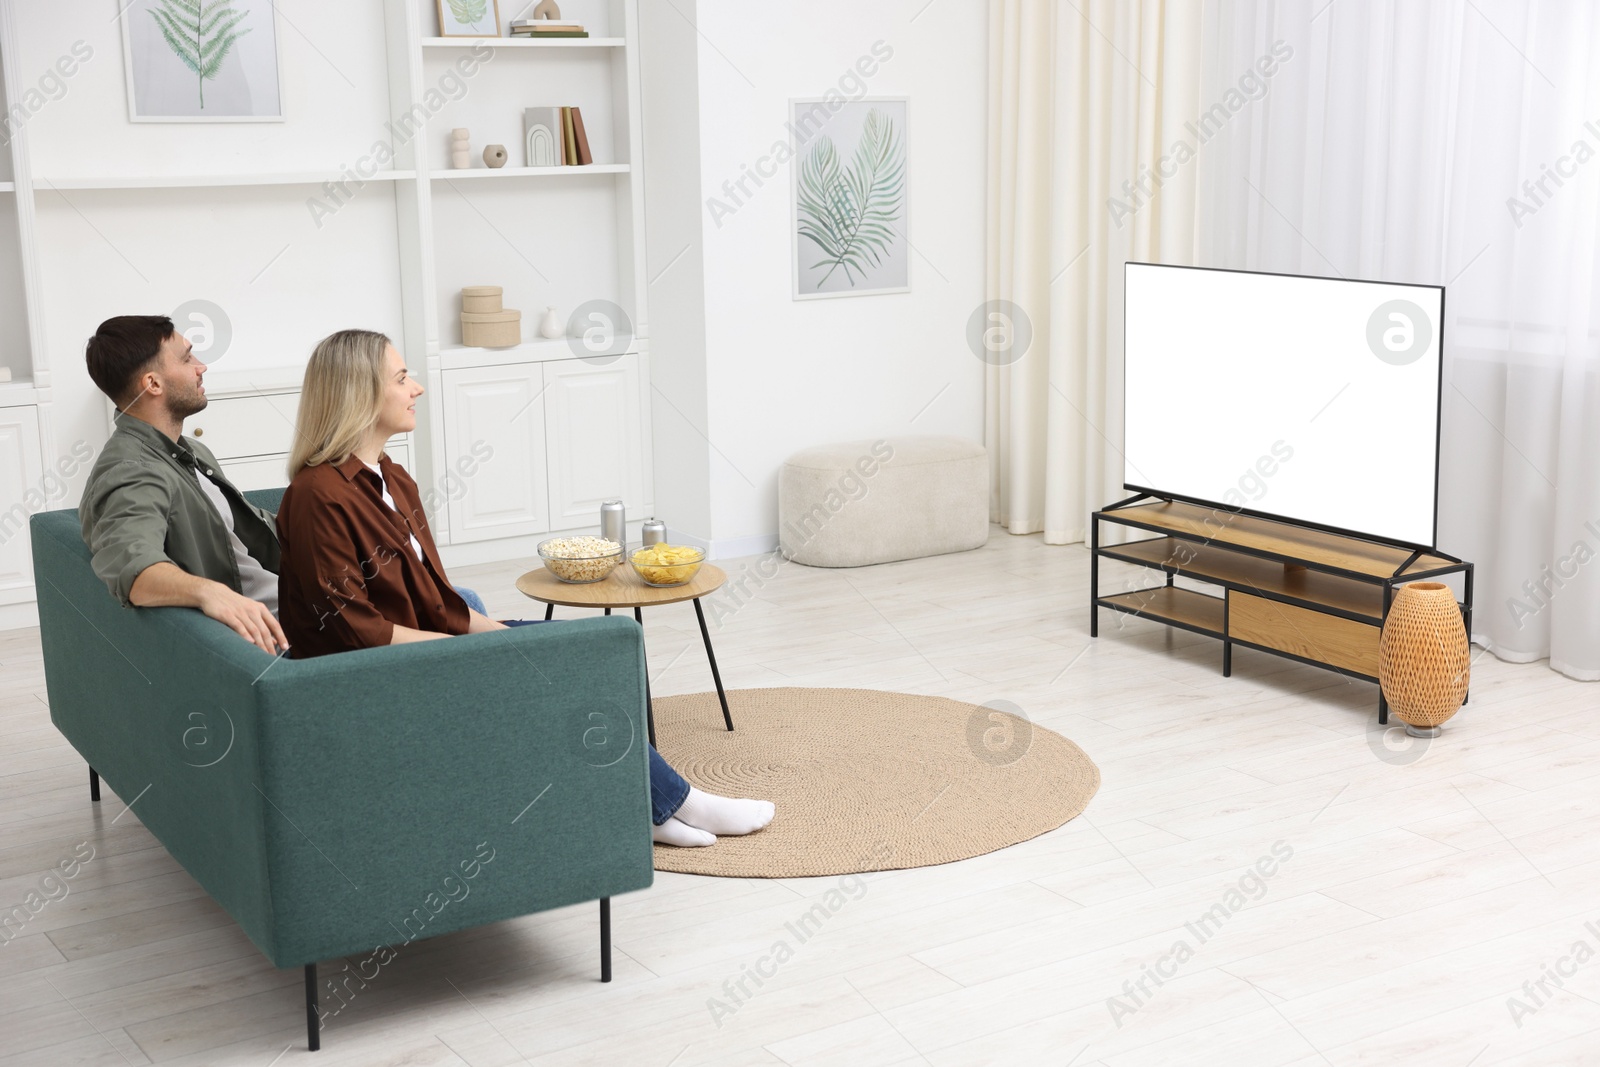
3, 532, 1598, 1065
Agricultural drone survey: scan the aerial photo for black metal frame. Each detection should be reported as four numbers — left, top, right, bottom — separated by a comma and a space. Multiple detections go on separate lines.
1090, 503, 1473, 722
542, 597, 737, 745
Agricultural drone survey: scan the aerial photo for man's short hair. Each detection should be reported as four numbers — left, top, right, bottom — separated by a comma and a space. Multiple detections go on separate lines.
85, 316, 175, 408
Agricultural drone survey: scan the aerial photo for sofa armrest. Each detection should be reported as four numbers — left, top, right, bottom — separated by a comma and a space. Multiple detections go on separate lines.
251, 615, 654, 967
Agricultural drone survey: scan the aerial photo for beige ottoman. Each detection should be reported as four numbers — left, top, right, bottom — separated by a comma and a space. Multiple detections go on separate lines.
779, 436, 989, 567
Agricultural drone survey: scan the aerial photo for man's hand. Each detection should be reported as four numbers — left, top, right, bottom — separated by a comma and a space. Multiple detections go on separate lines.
129, 562, 289, 655
194, 582, 290, 655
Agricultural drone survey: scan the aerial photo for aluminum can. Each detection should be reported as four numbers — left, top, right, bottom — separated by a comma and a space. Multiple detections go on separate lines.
641, 518, 666, 546
600, 500, 625, 547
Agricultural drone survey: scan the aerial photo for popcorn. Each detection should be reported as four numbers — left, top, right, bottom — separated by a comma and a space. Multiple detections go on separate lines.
539, 536, 622, 583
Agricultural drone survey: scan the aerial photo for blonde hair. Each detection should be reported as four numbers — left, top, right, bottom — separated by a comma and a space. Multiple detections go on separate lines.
288, 329, 392, 478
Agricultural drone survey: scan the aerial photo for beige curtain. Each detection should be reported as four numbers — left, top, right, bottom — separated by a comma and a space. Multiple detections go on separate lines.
986, 0, 1202, 543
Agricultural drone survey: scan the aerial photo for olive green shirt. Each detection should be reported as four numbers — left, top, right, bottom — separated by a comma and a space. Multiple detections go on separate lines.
79, 415, 281, 607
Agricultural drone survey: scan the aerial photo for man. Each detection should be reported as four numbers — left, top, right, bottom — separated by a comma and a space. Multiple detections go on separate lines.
79, 315, 288, 654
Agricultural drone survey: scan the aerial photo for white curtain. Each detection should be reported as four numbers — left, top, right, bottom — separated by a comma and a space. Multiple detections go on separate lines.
985, 0, 1202, 544
1196, 0, 1600, 680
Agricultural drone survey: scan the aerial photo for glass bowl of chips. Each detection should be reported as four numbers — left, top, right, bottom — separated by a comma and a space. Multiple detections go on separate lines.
630, 544, 704, 587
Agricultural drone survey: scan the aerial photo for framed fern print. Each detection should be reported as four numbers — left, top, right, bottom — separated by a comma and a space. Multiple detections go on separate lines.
791, 97, 909, 300
120, 0, 283, 122
436, 0, 503, 38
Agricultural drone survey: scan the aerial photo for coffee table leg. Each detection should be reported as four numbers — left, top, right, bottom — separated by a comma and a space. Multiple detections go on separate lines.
544, 602, 554, 621
635, 607, 656, 748
693, 598, 734, 731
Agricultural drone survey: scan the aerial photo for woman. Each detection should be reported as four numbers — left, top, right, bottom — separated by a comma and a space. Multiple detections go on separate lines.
276, 329, 773, 847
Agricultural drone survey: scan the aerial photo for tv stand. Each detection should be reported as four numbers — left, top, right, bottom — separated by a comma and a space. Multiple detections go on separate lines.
1089, 495, 1473, 722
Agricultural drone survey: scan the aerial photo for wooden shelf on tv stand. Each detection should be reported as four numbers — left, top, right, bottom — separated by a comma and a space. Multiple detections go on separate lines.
1089, 496, 1474, 723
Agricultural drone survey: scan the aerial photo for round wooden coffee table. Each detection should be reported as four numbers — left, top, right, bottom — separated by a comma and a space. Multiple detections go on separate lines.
516, 562, 734, 745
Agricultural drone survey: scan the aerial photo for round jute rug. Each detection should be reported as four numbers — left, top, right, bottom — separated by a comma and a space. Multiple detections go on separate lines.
651, 687, 1101, 878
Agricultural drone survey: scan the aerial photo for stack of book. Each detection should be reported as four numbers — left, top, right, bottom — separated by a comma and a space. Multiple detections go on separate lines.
523, 106, 594, 166
510, 19, 588, 38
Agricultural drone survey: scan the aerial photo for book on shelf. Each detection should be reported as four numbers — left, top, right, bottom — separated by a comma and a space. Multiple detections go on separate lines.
570, 107, 594, 165
561, 107, 578, 166
510, 29, 589, 37
511, 19, 585, 28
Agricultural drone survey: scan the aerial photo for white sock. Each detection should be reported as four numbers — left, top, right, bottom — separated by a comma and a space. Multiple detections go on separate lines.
674, 786, 775, 837
652, 816, 715, 847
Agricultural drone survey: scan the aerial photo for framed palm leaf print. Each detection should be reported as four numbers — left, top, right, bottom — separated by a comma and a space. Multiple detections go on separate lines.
791, 97, 909, 300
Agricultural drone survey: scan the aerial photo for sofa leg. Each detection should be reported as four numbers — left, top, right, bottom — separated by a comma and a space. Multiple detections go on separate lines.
305, 963, 320, 1051
89, 768, 100, 803
599, 897, 612, 983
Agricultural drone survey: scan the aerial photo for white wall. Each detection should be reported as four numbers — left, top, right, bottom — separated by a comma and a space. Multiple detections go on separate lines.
639, 0, 714, 542
691, 0, 987, 553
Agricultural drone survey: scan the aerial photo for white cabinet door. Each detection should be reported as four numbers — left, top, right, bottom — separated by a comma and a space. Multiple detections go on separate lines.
0, 406, 44, 604
543, 355, 645, 530
440, 364, 549, 543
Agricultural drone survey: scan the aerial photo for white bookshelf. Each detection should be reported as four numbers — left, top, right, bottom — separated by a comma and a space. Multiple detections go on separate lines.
0, 0, 651, 624
394, 0, 652, 550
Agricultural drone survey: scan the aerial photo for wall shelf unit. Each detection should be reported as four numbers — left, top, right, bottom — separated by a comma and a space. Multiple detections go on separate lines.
35, 171, 419, 190
429, 163, 630, 180
1090, 495, 1474, 722
399, 0, 651, 552
420, 37, 627, 48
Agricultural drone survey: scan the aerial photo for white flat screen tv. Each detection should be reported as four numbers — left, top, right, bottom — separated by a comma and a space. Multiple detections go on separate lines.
1123, 263, 1444, 549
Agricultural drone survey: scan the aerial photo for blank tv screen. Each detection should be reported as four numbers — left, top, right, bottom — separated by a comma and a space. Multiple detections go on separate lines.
1124, 263, 1443, 548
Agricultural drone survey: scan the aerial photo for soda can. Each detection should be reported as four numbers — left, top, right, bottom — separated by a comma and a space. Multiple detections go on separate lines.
600, 500, 625, 548
641, 518, 666, 546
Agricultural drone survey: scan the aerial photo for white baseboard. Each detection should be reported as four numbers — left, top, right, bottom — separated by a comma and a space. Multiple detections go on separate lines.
707, 533, 779, 561
0, 598, 40, 632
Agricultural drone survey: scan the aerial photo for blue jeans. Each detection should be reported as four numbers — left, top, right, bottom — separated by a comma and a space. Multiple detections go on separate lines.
495, 605, 690, 826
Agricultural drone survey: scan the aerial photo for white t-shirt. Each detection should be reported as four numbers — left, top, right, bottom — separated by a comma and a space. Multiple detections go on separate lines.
192, 468, 279, 615
364, 460, 424, 561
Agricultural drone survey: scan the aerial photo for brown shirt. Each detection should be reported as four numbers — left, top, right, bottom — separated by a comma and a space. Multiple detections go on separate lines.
277, 453, 468, 658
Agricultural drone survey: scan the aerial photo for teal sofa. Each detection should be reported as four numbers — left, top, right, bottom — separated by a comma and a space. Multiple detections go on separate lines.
30, 489, 654, 1051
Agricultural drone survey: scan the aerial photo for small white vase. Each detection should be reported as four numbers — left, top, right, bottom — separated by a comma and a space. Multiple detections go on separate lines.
539, 307, 563, 338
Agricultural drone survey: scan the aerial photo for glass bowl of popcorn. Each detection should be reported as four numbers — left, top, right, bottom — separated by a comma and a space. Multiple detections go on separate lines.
537, 536, 623, 583
630, 544, 705, 587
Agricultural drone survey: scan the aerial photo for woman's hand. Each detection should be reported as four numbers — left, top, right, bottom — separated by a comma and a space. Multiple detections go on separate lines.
466, 609, 508, 633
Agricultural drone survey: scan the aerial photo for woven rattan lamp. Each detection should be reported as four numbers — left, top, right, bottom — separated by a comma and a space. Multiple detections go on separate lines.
1379, 582, 1470, 738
